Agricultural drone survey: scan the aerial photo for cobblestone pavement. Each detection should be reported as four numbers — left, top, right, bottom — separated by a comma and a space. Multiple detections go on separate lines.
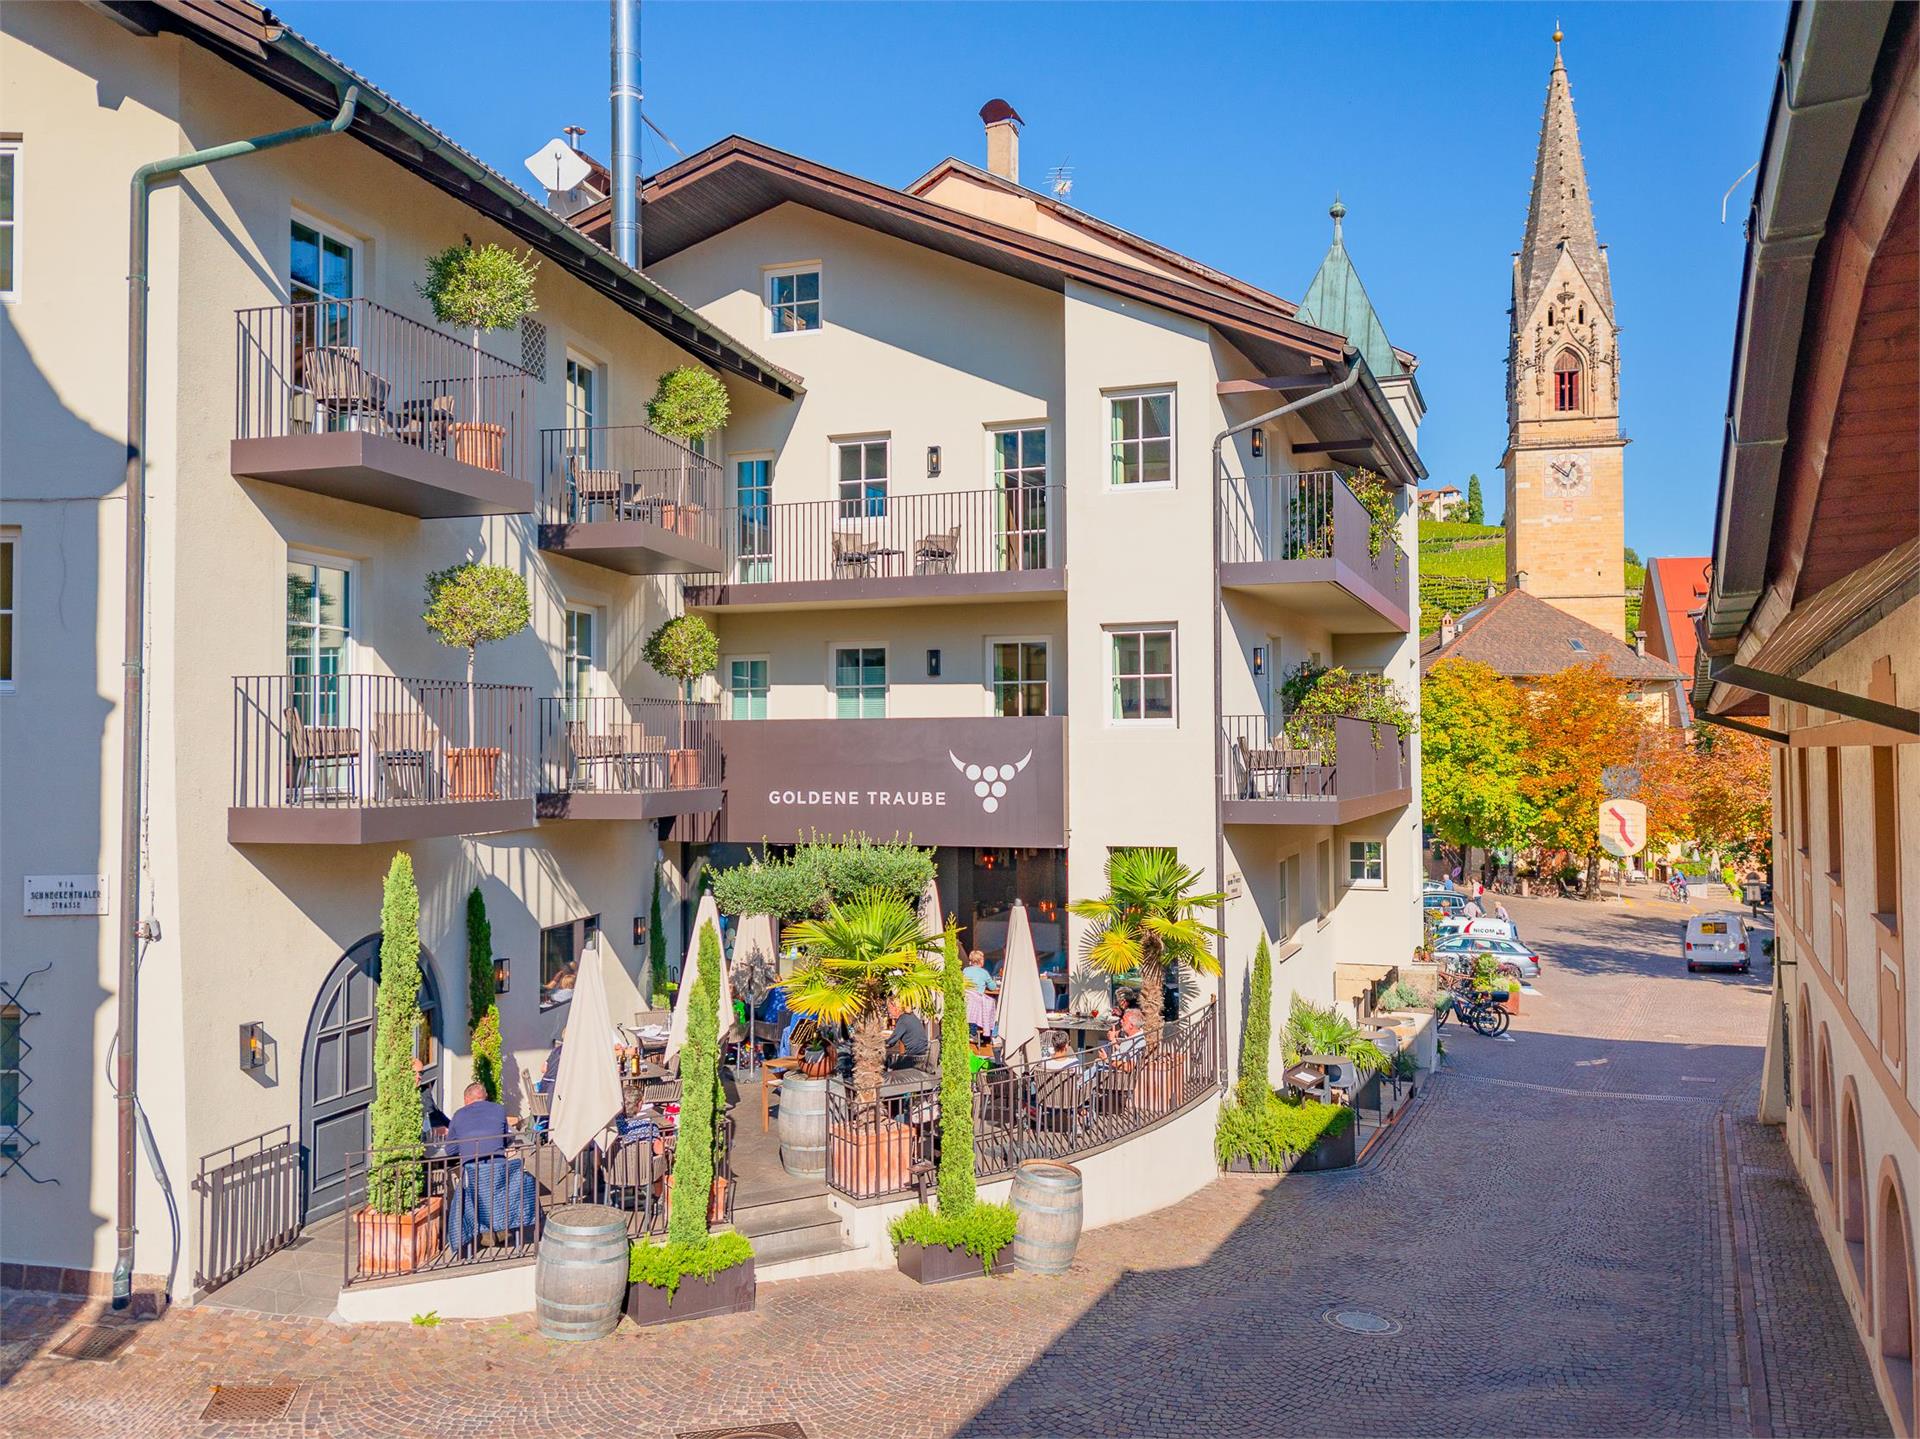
3, 894, 1891, 1438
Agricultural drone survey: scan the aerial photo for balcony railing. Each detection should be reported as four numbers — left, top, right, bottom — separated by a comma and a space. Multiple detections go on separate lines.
824, 1002, 1218, 1202
689, 484, 1063, 596
539, 425, 726, 554
231, 674, 534, 840
538, 696, 722, 798
1220, 714, 1410, 822
234, 297, 534, 500
192, 1126, 303, 1295
1218, 469, 1409, 628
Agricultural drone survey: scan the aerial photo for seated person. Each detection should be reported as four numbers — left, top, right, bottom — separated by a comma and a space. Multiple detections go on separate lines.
883, 997, 928, 1071
441, 1082, 509, 1161
962, 949, 996, 993
1100, 1007, 1147, 1069
1041, 1033, 1079, 1071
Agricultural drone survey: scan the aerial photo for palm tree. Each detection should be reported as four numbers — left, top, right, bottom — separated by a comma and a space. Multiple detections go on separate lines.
1069, 848, 1224, 1039
779, 890, 941, 1112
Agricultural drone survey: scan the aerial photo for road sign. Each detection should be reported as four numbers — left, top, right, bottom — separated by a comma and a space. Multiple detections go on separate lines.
1598, 799, 1648, 858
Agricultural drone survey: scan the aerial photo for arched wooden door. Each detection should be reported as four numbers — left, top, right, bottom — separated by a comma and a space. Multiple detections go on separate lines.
301, 935, 442, 1220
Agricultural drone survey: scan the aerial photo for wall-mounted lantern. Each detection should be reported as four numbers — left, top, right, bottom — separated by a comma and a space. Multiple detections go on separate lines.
1250, 427, 1265, 460
927, 446, 942, 478
494, 957, 511, 995
239, 1022, 268, 1071
927, 648, 942, 677
1252, 646, 1267, 677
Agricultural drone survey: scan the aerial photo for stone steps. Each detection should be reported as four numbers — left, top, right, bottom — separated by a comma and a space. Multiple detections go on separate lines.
733, 1194, 848, 1266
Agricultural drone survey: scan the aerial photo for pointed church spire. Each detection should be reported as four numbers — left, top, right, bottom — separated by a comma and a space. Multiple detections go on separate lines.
1296, 196, 1404, 378
1519, 29, 1610, 321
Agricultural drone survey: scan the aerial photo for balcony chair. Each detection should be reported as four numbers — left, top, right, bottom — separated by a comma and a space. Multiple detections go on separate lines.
299, 346, 393, 434
372, 709, 445, 801
566, 456, 626, 523
283, 706, 361, 804
913, 524, 961, 575
566, 720, 660, 792
1236, 735, 1320, 799
831, 529, 881, 576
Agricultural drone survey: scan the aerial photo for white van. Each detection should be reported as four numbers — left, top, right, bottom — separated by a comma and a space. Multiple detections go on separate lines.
1433, 915, 1516, 941
1684, 913, 1751, 973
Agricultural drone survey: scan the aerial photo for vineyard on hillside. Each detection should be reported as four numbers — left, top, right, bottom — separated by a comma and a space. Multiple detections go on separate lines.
1418, 521, 1643, 637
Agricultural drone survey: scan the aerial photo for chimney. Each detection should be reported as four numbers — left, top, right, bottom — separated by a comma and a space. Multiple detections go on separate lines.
1633, 630, 1647, 658
980, 99, 1023, 184
1439, 612, 1458, 647
1484, 578, 1498, 600
610, 0, 642, 267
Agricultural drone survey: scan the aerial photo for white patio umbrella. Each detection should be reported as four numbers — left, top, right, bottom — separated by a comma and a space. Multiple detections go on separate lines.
994, 899, 1047, 1063
733, 911, 779, 981
917, 876, 946, 938
665, 891, 734, 1067
547, 939, 624, 1162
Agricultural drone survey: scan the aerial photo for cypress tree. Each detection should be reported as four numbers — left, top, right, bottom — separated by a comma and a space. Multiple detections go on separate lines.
370, 853, 425, 1214
1464, 473, 1484, 525
466, 886, 501, 1100
647, 864, 667, 1005
1237, 935, 1275, 1112
935, 925, 976, 1214
668, 920, 722, 1243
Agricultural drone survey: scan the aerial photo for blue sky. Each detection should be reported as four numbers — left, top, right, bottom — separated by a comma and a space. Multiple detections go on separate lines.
279, 1, 1787, 560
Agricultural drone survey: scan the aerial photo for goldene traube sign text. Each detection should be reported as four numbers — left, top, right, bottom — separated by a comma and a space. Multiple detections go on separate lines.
718, 716, 1066, 848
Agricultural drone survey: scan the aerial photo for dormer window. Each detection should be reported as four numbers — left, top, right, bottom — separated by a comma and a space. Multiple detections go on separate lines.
1553, 351, 1583, 412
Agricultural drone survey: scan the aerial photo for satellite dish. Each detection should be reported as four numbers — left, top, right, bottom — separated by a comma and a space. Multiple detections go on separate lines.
524, 138, 592, 194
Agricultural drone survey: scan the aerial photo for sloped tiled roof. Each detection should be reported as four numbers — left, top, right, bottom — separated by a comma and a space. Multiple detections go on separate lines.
1643, 558, 1711, 674
1420, 587, 1681, 682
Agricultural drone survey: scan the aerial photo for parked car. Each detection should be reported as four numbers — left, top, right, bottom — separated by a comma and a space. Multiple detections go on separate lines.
1684, 913, 1752, 973
1433, 915, 1516, 940
1423, 880, 1453, 895
1433, 933, 1541, 980
1424, 892, 1470, 919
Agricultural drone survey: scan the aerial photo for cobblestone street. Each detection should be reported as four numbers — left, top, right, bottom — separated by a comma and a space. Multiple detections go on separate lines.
2, 894, 1891, 1438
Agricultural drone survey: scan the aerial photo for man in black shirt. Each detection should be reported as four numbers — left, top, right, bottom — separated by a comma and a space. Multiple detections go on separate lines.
884, 997, 928, 1070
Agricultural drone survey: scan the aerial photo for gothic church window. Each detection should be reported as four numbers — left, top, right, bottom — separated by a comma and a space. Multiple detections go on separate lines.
1553, 351, 1583, 412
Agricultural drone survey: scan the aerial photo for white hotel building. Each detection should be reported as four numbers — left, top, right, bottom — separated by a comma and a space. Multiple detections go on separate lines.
1, 0, 1423, 1307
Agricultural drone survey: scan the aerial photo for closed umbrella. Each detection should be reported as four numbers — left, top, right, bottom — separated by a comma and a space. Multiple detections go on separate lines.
547, 939, 623, 1162
917, 877, 945, 938
995, 899, 1046, 1064
733, 911, 778, 983
666, 891, 734, 1068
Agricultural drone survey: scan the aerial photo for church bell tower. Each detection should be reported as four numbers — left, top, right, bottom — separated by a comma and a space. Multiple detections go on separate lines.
1502, 29, 1627, 637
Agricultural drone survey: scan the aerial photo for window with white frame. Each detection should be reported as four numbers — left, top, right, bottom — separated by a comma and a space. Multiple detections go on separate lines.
1316, 838, 1334, 919
1348, 839, 1385, 888
565, 355, 600, 440
290, 215, 358, 361
0, 534, 13, 689
836, 438, 888, 518
0, 141, 18, 299
1108, 389, 1174, 487
728, 657, 769, 720
832, 645, 886, 719
1108, 626, 1175, 723
990, 639, 1048, 717
1277, 854, 1300, 939
285, 556, 351, 723
563, 607, 598, 718
767, 266, 821, 333
992, 425, 1050, 570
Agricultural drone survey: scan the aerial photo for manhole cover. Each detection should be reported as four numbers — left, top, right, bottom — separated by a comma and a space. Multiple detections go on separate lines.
50, 1325, 141, 1362
201, 1385, 297, 1423
1323, 1308, 1402, 1336
679, 1425, 808, 1439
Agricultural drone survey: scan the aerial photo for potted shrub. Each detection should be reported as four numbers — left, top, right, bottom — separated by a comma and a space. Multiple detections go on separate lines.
354, 855, 446, 1274
780, 891, 940, 1192
642, 614, 718, 787
1216, 1092, 1356, 1174
422, 562, 530, 799
645, 366, 731, 529
627, 921, 755, 1326
418, 240, 539, 471
891, 925, 1017, 1284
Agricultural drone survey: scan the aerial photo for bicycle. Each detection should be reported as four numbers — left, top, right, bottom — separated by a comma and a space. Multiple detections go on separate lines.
1433, 971, 1511, 1037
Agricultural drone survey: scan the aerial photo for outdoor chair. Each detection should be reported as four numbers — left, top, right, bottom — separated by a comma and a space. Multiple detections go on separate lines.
567, 456, 626, 522
1236, 735, 1319, 799
1033, 1066, 1092, 1139
283, 706, 361, 804
393, 391, 456, 451
603, 1136, 659, 1237
372, 709, 445, 801
299, 346, 393, 432
914, 524, 960, 575
830, 530, 880, 576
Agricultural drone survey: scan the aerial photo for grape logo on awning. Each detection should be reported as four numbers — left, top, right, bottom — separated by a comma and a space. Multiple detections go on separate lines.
949, 750, 1033, 814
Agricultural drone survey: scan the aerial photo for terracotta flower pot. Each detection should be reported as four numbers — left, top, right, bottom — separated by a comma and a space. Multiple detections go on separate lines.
660, 1174, 731, 1226
829, 1118, 914, 1195
667, 749, 702, 788
446, 746, 502, 800
353, 1194, 446, 1277
449, 420, 505, 472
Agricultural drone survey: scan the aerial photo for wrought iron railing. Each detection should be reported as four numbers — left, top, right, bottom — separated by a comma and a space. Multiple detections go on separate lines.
236, 297, 534, 482
192, 1126, 303, 1294
341, 1117, 735, 1288
539, 425, 724, 550
690, 484, 1062, 590
232, 674, 534, 811
1221, 715, 1407, 804
1219, 468, 1407, 578
538, 696, 721, 796
823, 1003, 1219, 1202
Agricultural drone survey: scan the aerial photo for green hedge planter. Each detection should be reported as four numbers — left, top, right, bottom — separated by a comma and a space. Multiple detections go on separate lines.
896, 1241, 1013, 1286
624, 1256, 755, 1327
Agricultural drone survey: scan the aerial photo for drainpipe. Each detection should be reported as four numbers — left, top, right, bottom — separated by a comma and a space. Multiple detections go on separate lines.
114, 85, 360, 1311
1207, 358, 1364, 1085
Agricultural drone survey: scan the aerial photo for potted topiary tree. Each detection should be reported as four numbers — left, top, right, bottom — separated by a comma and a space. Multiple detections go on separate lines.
355, 854, 445, 1273
418, 240, 539, 472
641, 614, 718, 787
890, 924, 1017, 1283
423, 562, 530, 800
645, 366, 730, 533
626, 920, 755, 1326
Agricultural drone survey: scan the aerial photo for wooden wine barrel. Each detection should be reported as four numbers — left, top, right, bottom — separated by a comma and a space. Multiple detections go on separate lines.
1011, 1160, 1084, 1275
534, 1204, 629, 1341
778, 1075, 828, 1178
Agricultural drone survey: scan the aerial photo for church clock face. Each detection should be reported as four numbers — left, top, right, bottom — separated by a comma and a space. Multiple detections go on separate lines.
1546, 451, 1592, 498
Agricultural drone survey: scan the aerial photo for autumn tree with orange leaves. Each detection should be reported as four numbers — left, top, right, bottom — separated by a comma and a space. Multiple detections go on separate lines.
1516, 662, 1640, 898
1689, 726, 1775, 863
